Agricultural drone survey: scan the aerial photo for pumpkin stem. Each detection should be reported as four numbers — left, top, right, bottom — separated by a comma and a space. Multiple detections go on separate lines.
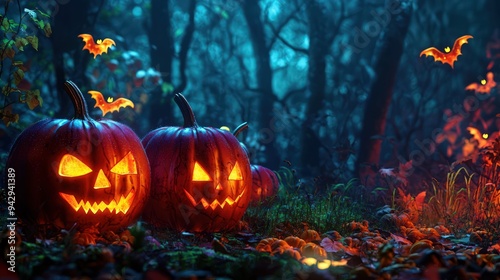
64, 80, 91, 120
174, 93, 197, 127
232, 122, 248, 137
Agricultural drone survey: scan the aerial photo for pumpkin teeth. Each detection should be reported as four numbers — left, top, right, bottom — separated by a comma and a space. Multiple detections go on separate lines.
59, 190, 135, 214
184, 189, 245, 210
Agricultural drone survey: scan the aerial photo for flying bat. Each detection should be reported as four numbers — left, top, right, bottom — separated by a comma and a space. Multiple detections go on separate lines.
420, 35, 473, 68
88, 90, 134, 116
78, 34, 116, 59
465, 72, 497, 94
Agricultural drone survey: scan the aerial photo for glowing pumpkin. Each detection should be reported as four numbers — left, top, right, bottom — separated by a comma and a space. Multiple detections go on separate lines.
142, 93, 251, 232
6, 81, 150, 232
232, 123, 279, 205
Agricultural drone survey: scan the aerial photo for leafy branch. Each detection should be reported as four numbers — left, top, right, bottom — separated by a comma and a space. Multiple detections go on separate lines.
0, 0, 51, 126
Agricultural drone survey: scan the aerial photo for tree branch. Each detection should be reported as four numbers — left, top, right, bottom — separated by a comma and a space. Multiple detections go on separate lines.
326, 0, 346, 46
235, 54, 259, 92
281, 85, 307, 104
267, 2, 304, 51
269, 23, 308, 54
174, 0, 197, 94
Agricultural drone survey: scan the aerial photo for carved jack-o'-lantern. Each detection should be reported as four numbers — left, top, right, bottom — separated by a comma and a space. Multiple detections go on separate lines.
6, 81, 150, 232
142, 93, 251, 232
232, 123, 279, 205
57, 152, 137, 214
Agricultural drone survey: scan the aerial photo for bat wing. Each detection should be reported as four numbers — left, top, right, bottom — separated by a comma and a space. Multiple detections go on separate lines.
78, 34, 94, 48
447, 35, 473, 68
465, 82, 479, 91
101, 38, 116, 48
420, 47, 451, 66
476, 85, 491, 94
466, 127, 488, 147
98, 38, 116, 55
420, 47, 443, 59
486, 72, 497, 88
89, 90, 112, 116
78, 34, 100, 59
107, 97, 134, 114
450, 35, 473, 57
467, 127, 481, 140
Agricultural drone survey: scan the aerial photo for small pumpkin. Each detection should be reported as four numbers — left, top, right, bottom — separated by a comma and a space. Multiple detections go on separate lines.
409, 239, 433, 254
280, 248, 302, 260
232, 123, 279, 205
269, 240, 302, 260
271, 240, 291, 252
256, 237, 279, 253
404, 227, 426, 243
301, 242, 327, 259
6, 81, 150, 232
142, 93, 252, 232
300, 229, 321, 242
284, 236, 306, 250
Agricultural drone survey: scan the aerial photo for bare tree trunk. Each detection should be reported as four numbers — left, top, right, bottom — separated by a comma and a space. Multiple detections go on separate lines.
147, 0, 175, 130
300, 0, 329, 175
147, 0, 196, 132
356, 0, 413, 179
241, 0, 280, 170
173, 0, 196, 95
50, 0, 93, 118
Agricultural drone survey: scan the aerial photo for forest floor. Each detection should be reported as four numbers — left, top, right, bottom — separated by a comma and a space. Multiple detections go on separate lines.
3, 169, 500, 279
2, 219, 500, 279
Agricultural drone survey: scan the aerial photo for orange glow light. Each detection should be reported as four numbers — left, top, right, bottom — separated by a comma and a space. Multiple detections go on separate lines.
184, 189, 245, 210
93, 169, 111, 189
58, 154, 93, 177
192, 162, 212, 181
110, 152, 137, 175
228, 162, 243, 180
59, 190, 135, 214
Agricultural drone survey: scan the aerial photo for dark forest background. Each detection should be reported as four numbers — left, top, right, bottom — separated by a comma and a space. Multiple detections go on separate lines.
2, 0, 500, 189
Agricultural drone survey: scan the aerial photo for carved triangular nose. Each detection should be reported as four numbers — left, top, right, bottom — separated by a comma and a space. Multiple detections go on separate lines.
94, 169, 111, 189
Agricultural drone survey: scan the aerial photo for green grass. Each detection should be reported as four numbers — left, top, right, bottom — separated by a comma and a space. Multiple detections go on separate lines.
243, 167, 367, 236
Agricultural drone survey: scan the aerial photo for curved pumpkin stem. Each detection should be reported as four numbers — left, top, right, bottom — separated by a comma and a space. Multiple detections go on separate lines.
174, 93, 197, 127
232, 122, 248, 137
64, 80, 91, 120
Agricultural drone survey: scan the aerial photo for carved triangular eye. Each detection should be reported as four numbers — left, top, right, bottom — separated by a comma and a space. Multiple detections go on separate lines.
192, 162, 212, 181
110, 152, 137, 175
59, 154, 92, 177
228, 162, 243, 181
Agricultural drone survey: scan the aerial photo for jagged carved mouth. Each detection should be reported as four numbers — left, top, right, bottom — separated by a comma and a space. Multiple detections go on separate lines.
184, 189, 245, 210
58, 190, 135, 214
